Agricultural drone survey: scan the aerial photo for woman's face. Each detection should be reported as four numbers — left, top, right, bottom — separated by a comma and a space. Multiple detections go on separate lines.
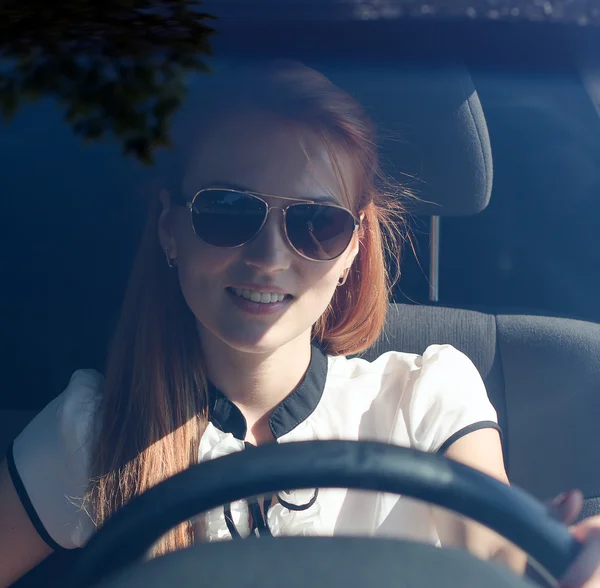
159, 111, 360, 354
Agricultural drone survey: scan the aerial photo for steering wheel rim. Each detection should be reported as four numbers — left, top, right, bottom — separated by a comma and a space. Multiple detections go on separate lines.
68, 440, 581, 587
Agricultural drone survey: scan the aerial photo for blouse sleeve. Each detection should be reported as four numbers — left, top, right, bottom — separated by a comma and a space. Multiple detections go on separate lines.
397, 344, 501, 454
6, 369, 103, 550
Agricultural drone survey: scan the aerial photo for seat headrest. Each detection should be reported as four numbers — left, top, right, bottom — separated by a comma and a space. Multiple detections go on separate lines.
319, 62, 493, 217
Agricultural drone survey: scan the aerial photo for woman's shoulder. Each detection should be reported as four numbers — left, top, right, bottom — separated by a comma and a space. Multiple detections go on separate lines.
328, 344, 475, 384
56, 369, 104, 448
9, 369, 105, 550
13, 368, 104, 461
58, 369, 104, 419
323, 344, 481, 416
325, 344, 496, 452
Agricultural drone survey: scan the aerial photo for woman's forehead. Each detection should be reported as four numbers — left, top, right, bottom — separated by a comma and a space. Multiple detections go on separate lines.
181, 111, 357, 207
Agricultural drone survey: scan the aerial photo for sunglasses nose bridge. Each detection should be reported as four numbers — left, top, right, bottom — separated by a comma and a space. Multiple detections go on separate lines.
242, 205, 298, 272
265, 204, 286, 217
263, 204, 289, 235
253, 204, 293, 248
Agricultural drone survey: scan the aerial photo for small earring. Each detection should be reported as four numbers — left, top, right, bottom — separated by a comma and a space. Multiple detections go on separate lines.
337, 268, 350, 287
165, 247, 178, 268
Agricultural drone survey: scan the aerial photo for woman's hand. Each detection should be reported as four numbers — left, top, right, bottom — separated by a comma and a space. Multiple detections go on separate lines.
551, 489, 600, 588
441, 429, 600, 585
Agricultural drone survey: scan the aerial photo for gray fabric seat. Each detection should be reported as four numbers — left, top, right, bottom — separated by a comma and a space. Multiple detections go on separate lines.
362, 303, 600, 518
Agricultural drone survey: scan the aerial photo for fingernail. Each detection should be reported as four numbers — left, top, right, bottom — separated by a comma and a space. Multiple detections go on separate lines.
547, 491, 573, 521
553, 491, 571, 507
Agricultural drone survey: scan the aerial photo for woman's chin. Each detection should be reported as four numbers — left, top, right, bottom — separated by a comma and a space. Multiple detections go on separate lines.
215, 323, 309, 356
222, 334, 294, 355
195, 308, 315, 356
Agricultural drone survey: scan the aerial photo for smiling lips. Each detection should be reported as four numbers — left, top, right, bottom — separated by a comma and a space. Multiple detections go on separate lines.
231, 288, 290, 304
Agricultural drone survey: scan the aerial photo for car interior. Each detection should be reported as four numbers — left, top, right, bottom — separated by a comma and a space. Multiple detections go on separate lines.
3, 3, 600, 587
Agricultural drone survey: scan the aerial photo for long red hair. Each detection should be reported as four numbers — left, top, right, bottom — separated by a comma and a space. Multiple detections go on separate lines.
87, 61, 407, 555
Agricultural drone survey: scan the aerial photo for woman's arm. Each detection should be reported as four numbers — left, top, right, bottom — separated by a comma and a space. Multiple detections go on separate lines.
431, 428, 528, 574
0, 459, 52, 587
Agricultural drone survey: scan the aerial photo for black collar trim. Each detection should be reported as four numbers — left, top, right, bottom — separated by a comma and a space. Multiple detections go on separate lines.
208, 344, 328, 440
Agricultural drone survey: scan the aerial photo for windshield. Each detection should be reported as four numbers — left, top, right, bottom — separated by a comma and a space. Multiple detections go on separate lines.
1, 2, 600, 585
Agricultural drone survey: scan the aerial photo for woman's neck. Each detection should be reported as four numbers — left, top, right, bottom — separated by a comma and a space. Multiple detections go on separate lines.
198, 329, 313, 444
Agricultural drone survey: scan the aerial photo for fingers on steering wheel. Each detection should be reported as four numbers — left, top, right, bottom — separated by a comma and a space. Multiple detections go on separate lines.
547, 489, 584, 526
560, 528, 600, 588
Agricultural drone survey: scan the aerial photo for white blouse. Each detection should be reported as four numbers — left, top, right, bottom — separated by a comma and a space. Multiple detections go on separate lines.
8, 344, 500, 551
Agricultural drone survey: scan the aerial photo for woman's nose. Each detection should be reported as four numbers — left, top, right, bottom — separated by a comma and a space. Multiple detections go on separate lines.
243, 208, 293, 272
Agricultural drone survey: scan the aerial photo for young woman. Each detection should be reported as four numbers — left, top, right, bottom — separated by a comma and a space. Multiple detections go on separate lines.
1, 62, 599, 587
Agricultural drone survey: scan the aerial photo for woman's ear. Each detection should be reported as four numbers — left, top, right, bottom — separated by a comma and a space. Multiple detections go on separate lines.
158, 189, 178, 257
344, 230, 360, 270
347, 211, 366, 267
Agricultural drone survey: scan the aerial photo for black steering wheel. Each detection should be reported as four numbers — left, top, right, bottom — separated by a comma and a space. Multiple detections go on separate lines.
67, 440, 581, 588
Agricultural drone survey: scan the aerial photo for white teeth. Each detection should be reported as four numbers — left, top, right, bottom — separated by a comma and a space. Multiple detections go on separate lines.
233, 288, 286, 303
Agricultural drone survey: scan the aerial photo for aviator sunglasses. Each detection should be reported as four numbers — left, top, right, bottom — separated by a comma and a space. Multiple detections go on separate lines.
185, 188, 360, 262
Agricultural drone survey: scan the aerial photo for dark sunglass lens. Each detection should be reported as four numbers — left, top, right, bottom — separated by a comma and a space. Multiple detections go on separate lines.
191, 190, 266, 247
287, 204, 355, 261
